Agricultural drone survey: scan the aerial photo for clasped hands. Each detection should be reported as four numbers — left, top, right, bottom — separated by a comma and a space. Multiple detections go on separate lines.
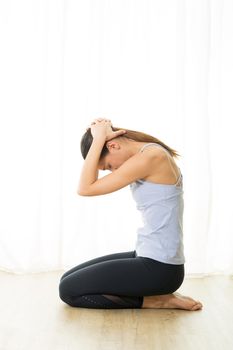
86, 118, 126, 141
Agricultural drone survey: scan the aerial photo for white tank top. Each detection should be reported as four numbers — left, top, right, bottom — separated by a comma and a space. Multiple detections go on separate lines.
130, 143, 185, 265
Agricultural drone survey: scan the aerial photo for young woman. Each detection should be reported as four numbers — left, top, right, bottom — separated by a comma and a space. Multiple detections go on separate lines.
59, 118, 203, 311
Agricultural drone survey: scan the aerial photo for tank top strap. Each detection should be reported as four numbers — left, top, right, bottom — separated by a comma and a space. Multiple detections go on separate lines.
139, 142, 169, 153
174, 169, 183, 186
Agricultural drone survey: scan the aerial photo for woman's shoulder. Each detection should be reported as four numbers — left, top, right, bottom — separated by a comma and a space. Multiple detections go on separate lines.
139, 146, 180, 184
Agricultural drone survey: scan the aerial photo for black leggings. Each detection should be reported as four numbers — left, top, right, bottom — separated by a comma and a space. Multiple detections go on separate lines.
59, 250, 184, 309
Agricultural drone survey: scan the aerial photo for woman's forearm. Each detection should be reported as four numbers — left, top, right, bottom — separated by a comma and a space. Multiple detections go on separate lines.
77, 137, 106, 194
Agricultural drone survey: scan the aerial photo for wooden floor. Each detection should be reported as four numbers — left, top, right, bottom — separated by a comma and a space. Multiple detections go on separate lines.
0, 271, 232, 350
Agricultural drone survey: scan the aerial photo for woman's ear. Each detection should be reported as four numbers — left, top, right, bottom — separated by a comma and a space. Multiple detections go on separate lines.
106, 141, 120, 151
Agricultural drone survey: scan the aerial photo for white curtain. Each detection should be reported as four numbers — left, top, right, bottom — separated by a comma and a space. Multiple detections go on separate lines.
0, 0, 232, 276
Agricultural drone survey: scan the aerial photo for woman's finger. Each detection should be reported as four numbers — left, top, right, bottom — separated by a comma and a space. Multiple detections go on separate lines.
87, 118, 112, 131
116, 130, 126, 136
106, 129, 126, 141
92, 118, 111, 123
94, 118, 104, 123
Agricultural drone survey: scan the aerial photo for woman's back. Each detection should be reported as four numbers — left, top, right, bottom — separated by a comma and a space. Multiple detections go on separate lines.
130, 143, 185, 265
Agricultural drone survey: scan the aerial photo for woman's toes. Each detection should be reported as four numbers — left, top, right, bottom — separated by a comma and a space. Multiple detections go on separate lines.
196, 300, 203, 308
191, 302, 203, 311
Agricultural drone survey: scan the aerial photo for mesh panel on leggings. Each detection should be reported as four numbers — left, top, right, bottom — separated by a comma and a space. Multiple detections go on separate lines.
66, 294, 143, 309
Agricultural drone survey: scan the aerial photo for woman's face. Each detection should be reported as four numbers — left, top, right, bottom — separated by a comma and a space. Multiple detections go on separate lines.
98, 141, 130, 172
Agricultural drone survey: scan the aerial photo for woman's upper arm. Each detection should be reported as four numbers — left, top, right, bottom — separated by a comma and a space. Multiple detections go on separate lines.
77, 151, 162, 196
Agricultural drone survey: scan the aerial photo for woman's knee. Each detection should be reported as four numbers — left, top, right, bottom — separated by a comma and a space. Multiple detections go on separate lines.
59, 280, 90, 308
59, 279, 69, 302
59, 271, 70, 282
59, 277, 78, 305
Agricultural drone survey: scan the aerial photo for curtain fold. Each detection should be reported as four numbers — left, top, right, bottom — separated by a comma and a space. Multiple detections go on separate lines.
0, 0, 232, 275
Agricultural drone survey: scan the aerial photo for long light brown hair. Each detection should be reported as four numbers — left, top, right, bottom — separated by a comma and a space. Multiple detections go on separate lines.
81, 125, 181, 160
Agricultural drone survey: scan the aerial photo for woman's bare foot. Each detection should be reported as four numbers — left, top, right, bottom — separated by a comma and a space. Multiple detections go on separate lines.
142, 292, 203, 311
